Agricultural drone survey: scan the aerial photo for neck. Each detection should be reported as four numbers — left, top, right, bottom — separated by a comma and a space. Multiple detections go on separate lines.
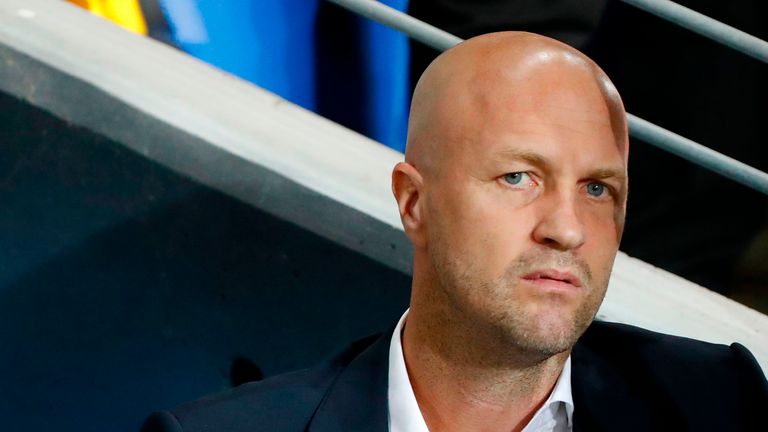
402, 281, 569, 431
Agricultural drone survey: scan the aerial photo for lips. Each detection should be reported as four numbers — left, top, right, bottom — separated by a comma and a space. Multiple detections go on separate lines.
521, 269, 583, 288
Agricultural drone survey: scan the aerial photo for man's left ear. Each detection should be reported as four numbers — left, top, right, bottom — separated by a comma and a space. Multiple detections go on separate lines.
391, 162, 427, 248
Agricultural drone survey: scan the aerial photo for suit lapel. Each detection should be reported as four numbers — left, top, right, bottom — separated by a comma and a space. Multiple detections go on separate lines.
571, 341, 627, 431
570, 336, 661, 432
308, 330, 393, 432
308, 322, 679, 432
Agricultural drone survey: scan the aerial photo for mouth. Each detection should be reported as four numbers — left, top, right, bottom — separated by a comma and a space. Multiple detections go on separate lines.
520, 268, 583, 290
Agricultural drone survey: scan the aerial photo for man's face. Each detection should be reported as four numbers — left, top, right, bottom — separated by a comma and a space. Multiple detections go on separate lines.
422, 67, 627, 358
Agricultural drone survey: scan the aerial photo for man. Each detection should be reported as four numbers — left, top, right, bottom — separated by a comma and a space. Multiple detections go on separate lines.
143, 32, 767, 432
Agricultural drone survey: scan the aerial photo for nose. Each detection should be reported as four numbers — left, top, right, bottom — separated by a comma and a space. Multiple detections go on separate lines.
531, 191, 586, 251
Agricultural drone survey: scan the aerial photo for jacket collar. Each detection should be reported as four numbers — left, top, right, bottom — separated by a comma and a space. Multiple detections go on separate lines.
308, 321, 663, 432
308, 330, 393, 432
570, 323, 673, 432
570, 340, 635, 431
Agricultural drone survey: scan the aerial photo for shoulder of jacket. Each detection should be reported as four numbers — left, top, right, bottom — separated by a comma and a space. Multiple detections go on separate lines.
154, 333, 384, 432
580, 320, 766, 383
583, 320, 728, 354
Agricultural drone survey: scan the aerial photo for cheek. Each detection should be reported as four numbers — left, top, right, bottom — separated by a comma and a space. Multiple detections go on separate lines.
582, 208, 621, 276
444, 189, 537, 278
614, 205, 627, 241
584, 201, 622, 241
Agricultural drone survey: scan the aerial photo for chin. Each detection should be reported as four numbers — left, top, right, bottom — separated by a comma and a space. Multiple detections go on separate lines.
517, 324, 580, 356
495, 310, 588, 358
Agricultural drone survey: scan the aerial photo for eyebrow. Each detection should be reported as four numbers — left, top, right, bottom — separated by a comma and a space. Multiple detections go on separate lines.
590, 168, 628, 183
495, 149, 627, 183
494, 149, 550, 167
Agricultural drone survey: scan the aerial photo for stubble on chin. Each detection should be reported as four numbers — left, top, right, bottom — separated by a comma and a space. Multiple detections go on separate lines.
432, 246, 609, 362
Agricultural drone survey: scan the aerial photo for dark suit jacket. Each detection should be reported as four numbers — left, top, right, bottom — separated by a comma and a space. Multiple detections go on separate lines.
142, 321, 768, 432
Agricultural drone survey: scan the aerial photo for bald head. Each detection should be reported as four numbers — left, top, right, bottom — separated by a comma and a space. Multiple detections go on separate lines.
405, 32, 627, 178
392, 32, 629, 382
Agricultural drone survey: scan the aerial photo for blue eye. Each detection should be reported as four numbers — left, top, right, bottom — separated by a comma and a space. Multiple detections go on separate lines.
504, 172, 530, 185
587, 182, 606, 197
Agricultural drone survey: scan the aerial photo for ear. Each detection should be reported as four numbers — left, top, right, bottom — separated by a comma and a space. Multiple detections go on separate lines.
391, 162, 427, 248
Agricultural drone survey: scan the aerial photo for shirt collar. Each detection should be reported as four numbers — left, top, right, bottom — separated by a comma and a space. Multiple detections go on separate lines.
388, 310, 430, 432
387, 309, 574, 431
542, 354, 574, 429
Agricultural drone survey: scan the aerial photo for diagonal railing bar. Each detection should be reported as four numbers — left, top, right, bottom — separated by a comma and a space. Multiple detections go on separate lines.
326, 0, 461, 51
620, 0, 768, 65
325, 0, 768, 196
628, 114, 768, 194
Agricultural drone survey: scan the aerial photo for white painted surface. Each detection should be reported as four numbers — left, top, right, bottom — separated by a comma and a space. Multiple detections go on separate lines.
604, 254, 767, 371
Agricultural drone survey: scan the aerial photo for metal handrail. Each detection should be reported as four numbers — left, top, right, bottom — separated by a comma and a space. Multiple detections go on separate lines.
325, 0, 768, 196
628, 115, 768, 194
620, 0, 768, 65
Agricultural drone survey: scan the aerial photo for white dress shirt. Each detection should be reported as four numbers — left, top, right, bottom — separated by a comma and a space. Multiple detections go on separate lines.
387, 310, 574, 432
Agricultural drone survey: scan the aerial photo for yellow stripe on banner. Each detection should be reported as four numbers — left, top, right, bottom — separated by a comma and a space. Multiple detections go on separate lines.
68, 0, 148, 35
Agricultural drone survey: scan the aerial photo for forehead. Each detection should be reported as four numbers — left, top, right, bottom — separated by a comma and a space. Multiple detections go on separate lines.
452, 68, 626, 173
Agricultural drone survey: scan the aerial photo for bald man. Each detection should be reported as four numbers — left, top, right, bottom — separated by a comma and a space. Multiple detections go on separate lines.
143, 32, 767, 432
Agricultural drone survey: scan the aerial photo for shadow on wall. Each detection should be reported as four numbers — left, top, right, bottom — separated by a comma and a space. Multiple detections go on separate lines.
0, 91, 411, 432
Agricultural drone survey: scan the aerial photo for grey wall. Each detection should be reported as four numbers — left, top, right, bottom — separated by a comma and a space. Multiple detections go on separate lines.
0, 91, 411, 431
